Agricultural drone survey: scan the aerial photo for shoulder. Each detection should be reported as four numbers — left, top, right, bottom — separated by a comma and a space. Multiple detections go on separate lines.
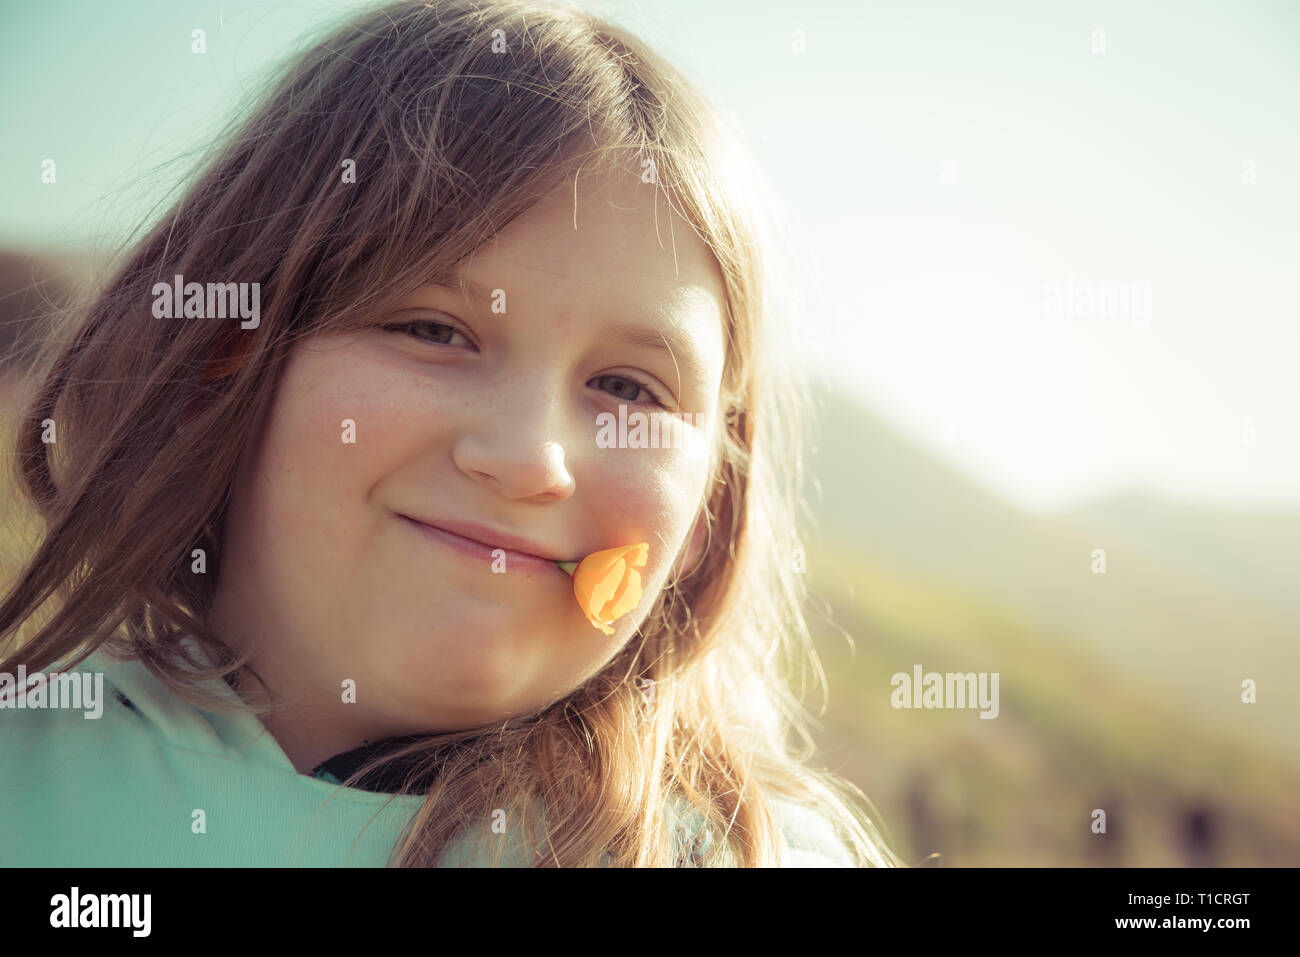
666, 791, 857, 867
767, 794, 856, 867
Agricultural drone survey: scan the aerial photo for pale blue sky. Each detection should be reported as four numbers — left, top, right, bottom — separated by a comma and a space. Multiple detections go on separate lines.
2, 0, 1296, 511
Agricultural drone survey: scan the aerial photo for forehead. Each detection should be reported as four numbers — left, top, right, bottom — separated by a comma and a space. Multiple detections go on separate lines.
480, 163, 722, 284
451, 165, 728, 369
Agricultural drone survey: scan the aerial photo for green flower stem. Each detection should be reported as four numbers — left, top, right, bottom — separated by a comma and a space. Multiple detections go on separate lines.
556, 561, 578, 576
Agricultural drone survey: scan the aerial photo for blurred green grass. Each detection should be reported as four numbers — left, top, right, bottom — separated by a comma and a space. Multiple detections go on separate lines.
803, 541, 1300, 866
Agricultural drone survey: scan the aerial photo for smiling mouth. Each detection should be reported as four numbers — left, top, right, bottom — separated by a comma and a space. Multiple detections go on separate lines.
398, 514, 568, 574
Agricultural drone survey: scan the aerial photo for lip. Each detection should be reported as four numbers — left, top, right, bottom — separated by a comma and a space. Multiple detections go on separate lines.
398, 514, 569, 571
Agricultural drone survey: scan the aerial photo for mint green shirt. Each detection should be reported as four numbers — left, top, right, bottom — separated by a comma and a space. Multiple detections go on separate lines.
0, 646, 855, 866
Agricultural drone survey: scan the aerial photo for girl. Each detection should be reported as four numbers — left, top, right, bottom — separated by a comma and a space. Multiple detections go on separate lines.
0, 0, 902, 867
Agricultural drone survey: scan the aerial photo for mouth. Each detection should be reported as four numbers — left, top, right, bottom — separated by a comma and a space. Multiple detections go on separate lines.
397, 514, 569, 575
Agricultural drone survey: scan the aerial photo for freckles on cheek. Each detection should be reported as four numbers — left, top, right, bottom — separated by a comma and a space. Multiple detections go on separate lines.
262, 357, 417, 522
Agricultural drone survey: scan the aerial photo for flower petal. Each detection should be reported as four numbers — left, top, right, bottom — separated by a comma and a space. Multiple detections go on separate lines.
570, 543, 650, 634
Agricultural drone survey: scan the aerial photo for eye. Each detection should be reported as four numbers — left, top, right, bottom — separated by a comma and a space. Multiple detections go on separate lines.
590, 373, 669, 408
385, 318, 475, 349
383, 319, 670, 407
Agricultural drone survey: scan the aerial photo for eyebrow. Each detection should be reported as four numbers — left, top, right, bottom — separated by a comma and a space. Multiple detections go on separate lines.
445, 275, 496, 304
602, 321, 704, 381
418, 277, 711, 382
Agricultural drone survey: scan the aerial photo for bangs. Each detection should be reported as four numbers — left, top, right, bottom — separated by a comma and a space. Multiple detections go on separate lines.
303, 137, 645, 343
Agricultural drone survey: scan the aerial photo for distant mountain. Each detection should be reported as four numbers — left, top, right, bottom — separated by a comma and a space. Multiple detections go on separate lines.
1064, 491, 1300, 619
803, 382, 1300, 762
0, 246, 88, 374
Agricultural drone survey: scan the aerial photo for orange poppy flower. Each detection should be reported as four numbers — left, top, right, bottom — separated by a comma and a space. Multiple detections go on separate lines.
557, 543, 649, 635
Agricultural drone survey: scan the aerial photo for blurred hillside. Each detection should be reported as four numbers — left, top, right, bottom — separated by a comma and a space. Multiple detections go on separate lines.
803, 382, 1300, 865
805, 381, 1299, 764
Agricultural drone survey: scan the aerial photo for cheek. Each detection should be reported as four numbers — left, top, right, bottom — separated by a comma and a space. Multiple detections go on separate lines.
240, 345, 424, 551
590, 434, 712, 584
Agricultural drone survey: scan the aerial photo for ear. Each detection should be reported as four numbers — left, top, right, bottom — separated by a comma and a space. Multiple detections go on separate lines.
177, 388, 206, 432
179, 332, 254, 429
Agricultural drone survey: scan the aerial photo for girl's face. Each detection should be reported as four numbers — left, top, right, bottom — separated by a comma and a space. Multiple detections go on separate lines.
208, 166, 727, 771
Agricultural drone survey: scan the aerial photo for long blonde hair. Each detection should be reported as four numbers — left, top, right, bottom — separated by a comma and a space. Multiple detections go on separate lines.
0, 0, 902, 866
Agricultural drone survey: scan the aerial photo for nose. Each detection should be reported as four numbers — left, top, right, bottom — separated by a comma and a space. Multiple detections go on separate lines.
452, 385, 577, 502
